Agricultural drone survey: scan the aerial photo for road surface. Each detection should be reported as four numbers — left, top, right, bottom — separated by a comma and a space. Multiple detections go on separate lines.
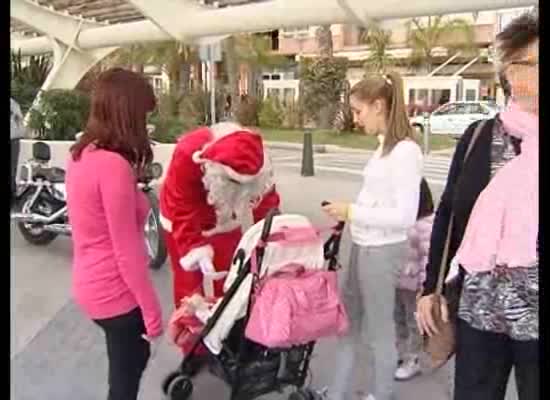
269, 148, 452, 188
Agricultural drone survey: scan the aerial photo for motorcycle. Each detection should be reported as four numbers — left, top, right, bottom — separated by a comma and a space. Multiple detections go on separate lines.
11, 141, 168, 270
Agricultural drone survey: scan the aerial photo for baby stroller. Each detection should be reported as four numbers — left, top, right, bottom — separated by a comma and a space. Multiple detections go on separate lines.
162, 209, 346, 400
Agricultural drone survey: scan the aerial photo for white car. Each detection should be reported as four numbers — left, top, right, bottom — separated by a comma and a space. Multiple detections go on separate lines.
411, 101, 499, 136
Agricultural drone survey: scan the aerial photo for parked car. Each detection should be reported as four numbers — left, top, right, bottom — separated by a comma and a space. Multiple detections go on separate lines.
410, 101, 500, 136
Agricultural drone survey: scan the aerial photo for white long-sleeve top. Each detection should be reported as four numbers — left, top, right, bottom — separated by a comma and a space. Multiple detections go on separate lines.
349, 137, 423, 247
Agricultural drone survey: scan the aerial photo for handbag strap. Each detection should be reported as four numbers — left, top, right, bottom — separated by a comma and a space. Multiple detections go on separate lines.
435, 119, 487, 295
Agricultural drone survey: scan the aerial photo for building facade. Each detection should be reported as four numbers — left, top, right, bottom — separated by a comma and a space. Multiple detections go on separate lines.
261, 8, 531, 107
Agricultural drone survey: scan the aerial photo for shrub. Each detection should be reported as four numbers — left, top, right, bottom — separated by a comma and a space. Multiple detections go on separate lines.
234, 96, 261, 127
148, 113, 187, 143
10, 80, 40, 115
259, 96, 283, 128
179, 88, 226, 127
333, 80, 355, 133
27, 89, 90, 140
300, 57, 348, 129
280, 101, 302, 130
11, 50, 51, 113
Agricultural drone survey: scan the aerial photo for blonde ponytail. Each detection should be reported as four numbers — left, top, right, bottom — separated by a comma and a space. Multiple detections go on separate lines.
384, 72, 414, 155
350, 71, 415, 156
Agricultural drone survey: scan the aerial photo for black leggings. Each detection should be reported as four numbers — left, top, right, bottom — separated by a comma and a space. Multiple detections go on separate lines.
454, 319, 539, 400
94, 308, 151, 400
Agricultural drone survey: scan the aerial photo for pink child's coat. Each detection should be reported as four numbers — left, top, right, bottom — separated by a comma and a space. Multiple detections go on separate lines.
397, 214, 434, 292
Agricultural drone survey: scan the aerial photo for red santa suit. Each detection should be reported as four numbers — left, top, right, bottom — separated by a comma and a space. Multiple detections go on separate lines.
159, 123, 280, 309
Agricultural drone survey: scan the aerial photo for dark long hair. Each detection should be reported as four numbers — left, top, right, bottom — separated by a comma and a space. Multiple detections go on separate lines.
71, 68, 155, 173
418, 178, 434, 220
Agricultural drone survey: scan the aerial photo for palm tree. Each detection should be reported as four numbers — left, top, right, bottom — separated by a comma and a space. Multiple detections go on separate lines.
234, 33, 289, 99
360, 25, 395, 74
315, 25, 333, 58
221, 33, 290, 116
407, 16, 476, 73
11, 50, 52, 113
107, 41, 197, 116
222, 36, 240, 116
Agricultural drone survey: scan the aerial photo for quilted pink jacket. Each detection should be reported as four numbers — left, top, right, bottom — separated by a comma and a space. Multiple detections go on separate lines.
397, 214, 434, 291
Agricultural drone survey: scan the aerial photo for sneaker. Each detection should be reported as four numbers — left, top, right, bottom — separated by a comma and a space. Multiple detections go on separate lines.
394, 358, 421, 381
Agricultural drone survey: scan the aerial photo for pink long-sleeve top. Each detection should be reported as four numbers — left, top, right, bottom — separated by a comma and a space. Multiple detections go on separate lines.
66, 146, 162, 337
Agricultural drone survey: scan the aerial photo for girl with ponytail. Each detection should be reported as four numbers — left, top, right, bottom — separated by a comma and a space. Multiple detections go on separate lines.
322, 71, 423, 400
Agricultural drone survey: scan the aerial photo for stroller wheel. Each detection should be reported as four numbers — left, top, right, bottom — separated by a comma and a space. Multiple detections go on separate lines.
161, 371, 181, 395
167, 376, 193, 400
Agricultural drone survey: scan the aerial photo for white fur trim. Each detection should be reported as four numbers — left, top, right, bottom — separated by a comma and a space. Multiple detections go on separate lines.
192, 124, 263, 183
159, 213, 172, 232
179, 245, 214, 270
193, 156, 269, 184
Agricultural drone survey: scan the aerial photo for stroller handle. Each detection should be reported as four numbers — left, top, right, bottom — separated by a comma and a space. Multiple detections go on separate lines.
260, 208, 280, 242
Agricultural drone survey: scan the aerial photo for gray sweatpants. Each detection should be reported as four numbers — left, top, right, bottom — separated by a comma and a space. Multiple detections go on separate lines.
329, 242, 407, 400
394, 288, 423, 363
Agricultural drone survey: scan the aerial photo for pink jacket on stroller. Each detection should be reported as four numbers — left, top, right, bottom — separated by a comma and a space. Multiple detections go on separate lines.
168, 215, 349, 354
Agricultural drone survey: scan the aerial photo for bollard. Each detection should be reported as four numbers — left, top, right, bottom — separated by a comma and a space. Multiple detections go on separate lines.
301, 130, 314, 177
423, 112, 430, 155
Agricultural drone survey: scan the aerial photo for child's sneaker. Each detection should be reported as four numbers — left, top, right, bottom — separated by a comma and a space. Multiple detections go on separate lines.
394, 357, 421, 381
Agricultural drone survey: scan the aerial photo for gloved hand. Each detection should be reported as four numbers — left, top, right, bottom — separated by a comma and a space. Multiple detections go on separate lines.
197, 257, 228, 281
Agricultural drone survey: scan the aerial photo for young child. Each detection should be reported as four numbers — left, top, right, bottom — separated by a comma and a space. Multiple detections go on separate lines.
394, 178, 434, 381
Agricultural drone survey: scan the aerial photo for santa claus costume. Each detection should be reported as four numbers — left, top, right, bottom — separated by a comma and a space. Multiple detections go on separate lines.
159, 122, 280, 315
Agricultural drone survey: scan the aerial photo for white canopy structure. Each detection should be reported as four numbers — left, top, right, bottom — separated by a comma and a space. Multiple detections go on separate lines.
11, 0, 538, 91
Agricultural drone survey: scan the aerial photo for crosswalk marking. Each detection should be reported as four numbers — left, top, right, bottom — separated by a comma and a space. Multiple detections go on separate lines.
271, 150, 453, 187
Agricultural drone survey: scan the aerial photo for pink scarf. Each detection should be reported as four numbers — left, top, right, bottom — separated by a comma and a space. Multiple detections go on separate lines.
456, 102, 538, 273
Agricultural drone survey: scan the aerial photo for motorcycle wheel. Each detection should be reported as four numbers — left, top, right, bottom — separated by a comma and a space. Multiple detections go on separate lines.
16, 189, 58, 246
144, 190, 167, 270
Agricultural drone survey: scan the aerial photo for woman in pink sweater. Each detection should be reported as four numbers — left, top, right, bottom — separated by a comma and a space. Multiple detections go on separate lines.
66, 68, 163, 400
393, 179, 434, 381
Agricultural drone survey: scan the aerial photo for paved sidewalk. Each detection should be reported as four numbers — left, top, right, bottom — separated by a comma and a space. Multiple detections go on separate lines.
11, 170, 518, 400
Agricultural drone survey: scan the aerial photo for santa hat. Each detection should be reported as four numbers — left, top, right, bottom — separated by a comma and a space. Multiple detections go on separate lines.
192, 124, 265, 183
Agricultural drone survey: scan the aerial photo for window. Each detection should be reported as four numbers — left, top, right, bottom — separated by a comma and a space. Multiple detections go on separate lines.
431, 89, 451, 106
433, 103, 457, 115
453, 103, 469, 115
408, 89, 416, 105
465, 89, 477, 101
281, 26, 309, 38
464, 103, 485, 114
418, 89, 429, 103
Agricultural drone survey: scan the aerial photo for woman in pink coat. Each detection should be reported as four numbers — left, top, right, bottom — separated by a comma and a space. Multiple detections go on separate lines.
393, 179, 434, 381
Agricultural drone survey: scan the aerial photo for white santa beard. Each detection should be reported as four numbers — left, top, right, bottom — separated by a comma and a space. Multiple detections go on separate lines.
201, 161, 274, 235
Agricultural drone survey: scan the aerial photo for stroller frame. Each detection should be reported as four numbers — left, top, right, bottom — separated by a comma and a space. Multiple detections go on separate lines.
163, 210, 345, 400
